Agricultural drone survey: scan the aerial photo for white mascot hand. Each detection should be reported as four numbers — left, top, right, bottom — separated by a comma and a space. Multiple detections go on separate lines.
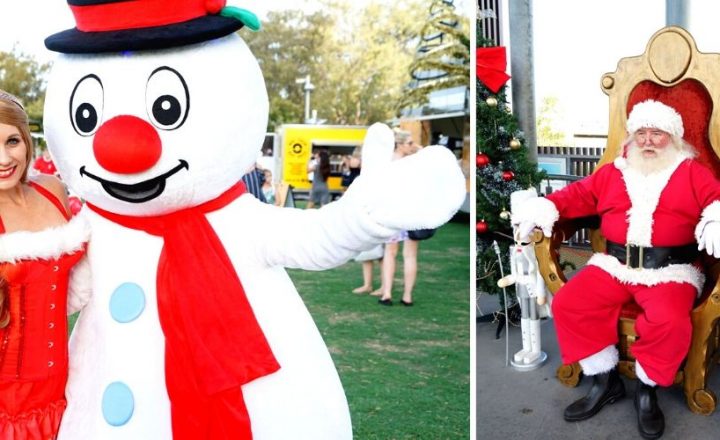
345, 145, 466, 231
699, 221, 720, 258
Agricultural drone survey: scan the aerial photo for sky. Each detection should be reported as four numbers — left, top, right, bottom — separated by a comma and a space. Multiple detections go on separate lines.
530, 0, 720, 136
1, 0, 470, 64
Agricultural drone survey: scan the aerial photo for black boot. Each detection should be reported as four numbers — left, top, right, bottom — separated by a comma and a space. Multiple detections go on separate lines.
634, 381, 664, 439
563, 367, 625, 422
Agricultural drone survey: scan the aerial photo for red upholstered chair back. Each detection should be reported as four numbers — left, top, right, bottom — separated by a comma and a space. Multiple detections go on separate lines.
628, 80, 720, 177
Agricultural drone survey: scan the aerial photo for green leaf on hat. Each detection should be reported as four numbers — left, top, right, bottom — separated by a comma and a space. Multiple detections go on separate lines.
220, 7, 261, 32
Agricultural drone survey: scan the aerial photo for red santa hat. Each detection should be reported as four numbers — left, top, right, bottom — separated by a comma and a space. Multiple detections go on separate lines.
45, 0, 260, 54
626, 99, 684, 138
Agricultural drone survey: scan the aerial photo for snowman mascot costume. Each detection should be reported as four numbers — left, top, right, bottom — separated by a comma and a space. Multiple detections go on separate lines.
42, 1, 466, 439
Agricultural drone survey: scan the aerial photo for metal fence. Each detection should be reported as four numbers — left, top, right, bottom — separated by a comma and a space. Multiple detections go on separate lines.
537, 145, 604, 247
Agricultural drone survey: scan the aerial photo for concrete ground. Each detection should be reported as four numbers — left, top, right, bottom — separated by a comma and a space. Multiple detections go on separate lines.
476, 292, 720, 440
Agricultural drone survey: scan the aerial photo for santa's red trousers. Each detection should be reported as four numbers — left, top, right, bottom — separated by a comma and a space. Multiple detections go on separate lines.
551, 265, 696, 386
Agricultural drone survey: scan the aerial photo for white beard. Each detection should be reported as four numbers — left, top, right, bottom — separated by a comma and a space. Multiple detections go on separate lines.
626, 142, 680, 175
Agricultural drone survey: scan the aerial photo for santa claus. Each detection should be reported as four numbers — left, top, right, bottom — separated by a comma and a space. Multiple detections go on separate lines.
512, 99, 720, 440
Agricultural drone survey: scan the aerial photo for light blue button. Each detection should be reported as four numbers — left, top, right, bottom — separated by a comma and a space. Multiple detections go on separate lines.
102, 382, 134, 426
109, 282, 146, 323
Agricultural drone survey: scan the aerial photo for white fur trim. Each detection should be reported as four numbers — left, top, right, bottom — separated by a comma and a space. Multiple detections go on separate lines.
635, 360, 657, 386
510, 197, 559, 235
588, 253, 704, 294
614, 157, 628, 170
579, 345, 618, 375
695, 200, 720, 242
620, 155, 686, 246
627, 100, 684, 138
0, 211, 90, 263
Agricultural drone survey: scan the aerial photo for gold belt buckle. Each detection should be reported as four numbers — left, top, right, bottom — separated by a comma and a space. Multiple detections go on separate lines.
626, 244, 644, 270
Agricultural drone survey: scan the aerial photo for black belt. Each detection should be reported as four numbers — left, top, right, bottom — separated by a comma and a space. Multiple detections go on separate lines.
606, 241, 699, 269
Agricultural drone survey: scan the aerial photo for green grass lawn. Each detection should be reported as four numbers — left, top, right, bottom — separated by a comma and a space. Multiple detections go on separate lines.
68, 217, 470, 439
288, 219, 470, 439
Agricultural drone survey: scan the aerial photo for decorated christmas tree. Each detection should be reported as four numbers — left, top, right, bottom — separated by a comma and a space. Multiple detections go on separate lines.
476, 20, 545, 301
398, 0, 469, 110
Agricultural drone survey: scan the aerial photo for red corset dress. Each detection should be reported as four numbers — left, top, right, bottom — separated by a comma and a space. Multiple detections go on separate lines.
0, 182, 87, 440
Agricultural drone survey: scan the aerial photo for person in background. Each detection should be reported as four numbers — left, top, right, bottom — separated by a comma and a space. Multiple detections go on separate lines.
375, 129, 421, 306
33, 148, 58, 176
261, 168, 276, 205
241, 164, 267, 203
306, 150, 331, 209
340, 149, 361, 189
0, 90, 88, 439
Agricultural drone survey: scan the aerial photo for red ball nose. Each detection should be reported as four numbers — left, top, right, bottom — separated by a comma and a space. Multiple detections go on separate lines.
93, 115, 162, 174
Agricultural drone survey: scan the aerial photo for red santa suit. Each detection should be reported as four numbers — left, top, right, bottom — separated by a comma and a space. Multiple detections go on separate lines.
534, 153, 720, 386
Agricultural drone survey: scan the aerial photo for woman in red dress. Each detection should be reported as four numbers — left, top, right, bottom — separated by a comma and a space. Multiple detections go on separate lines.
0, 91, 88, 439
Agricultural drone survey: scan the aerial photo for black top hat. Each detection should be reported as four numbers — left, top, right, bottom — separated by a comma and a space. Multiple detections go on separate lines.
45, 0, 260, 54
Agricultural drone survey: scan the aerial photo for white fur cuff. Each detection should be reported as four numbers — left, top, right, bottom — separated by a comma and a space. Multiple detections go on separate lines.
695, 200, 720, 242
635, 360, 657, 386
579, 345, 618, 375
510, 197, 559, 236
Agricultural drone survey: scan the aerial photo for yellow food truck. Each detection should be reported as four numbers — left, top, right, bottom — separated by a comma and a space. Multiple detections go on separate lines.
275, 124, 368, 197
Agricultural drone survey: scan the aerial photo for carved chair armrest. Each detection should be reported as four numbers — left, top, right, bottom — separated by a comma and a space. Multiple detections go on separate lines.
681, 255, 720, 414
534, 216, 601, 294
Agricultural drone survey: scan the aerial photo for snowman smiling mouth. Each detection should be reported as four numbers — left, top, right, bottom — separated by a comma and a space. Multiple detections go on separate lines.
80, 160, 189, 203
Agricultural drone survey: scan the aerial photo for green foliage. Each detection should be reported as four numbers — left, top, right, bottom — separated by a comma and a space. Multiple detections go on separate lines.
0, 48, 49, 122
536, 96, 569, 147
399, 0, 470, 110
476, 21, 545, 297
288, 220, 469, 439
243, 1, 427, 129
243, 9, 333, 130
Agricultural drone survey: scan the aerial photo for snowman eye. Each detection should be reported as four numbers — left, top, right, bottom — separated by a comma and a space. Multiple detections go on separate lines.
146, 67, 189, 130
69, 74, 103, 136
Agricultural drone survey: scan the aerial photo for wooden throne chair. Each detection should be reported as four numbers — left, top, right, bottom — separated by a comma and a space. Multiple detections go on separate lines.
534, 26, 720, 415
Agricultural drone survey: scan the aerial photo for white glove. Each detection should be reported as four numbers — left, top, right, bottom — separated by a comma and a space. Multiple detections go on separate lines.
514, 221, 539, 242
510, 196, 558, 241
698, 221, 720, 258
343, 145, 466, 231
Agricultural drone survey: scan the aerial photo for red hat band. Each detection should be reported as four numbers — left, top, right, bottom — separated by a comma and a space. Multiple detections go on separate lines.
68, 0, 226, 33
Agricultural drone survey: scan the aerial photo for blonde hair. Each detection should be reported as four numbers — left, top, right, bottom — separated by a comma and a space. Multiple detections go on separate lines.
0, 91, 33, 328
0, 92, 34, 183
393, 128, 411, 149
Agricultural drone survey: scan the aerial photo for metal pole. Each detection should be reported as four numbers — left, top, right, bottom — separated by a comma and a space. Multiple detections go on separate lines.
508, 0, 537, 161
666, 0, 689, 29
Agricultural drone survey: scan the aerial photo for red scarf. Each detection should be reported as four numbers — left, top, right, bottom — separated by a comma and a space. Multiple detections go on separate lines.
88, 182, 279, 438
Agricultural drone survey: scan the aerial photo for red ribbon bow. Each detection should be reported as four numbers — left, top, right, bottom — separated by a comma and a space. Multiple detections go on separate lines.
476, 46, 511, 93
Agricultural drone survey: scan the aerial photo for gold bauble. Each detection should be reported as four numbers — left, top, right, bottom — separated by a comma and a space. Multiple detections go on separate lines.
499, 210, 511, 220
486, 96, 498, 107
510, 138, 521, 150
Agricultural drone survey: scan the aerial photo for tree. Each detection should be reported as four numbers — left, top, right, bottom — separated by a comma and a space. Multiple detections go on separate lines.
0, 48, 49, 124
476, 21, 545, 300
537, 96, 569, 147
398, 0, 470, 111
243, 1, 427, 129
243, 10, 334, 131
314, 0, 426, 125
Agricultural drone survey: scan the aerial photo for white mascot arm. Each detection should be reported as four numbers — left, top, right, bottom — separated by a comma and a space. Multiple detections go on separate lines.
67, 254, 93, 314
253, 145, 466, 270
65, 210, 93, 314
